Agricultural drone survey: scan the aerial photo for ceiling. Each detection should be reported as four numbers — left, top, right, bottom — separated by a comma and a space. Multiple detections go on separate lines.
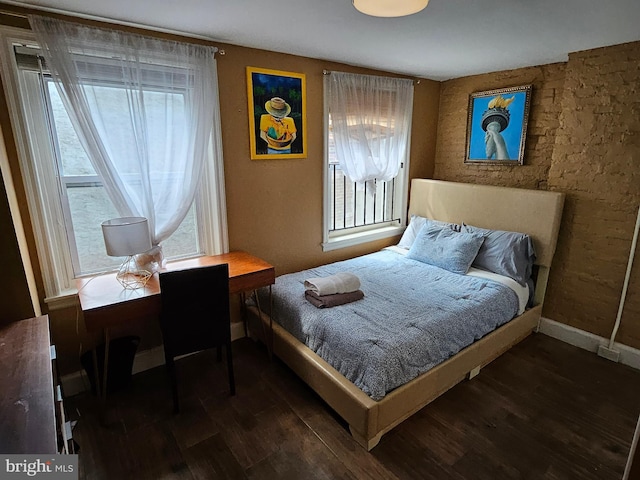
4, 0, 640, 80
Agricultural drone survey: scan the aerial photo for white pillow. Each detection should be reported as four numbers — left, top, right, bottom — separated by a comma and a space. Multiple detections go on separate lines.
398, 215, 427, 249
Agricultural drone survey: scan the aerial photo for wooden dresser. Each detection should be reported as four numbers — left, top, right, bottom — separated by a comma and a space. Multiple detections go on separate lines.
0, 315, 57, 453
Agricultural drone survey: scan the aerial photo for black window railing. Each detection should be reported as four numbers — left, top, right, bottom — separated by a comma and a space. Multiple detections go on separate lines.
329, 163, 400, 232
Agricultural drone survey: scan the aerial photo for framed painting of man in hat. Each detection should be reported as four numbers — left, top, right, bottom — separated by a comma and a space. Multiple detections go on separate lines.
246, 67, 307, 159
464, 85, 532, 165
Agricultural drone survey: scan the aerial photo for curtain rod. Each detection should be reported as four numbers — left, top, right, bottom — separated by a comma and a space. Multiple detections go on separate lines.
0, 0, 220, 44
322, 69, 421, 84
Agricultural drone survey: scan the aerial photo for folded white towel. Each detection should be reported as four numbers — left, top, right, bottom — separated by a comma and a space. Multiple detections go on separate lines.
303, 272, 361, 296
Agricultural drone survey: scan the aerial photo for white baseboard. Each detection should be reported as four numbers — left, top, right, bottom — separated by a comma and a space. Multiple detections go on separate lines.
538, 317, 640, 371
61, 321, 247, 397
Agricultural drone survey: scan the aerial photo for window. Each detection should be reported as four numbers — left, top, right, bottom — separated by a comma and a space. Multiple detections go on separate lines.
0, 31, 227, 305
45, 79, 200, 275
326, 119, 403, 232
322, 72, 413, 251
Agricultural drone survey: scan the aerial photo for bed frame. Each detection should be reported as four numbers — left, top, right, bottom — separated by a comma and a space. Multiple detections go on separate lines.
248, 179, 564, 450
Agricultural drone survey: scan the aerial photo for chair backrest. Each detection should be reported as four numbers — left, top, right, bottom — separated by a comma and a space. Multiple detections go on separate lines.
159, 263, 231, 358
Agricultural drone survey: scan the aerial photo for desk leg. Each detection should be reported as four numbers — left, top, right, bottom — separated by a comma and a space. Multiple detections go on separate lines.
253, 289, 272, 360
269, 285, 273, 357
92, 347, 102, 400
93, 328, 110, 424
240, 292, 248, 337
102, 328, 110, 401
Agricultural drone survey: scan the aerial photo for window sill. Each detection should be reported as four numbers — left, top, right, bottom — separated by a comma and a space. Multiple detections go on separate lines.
322, 225, 405, 252
45, 290, 79, 311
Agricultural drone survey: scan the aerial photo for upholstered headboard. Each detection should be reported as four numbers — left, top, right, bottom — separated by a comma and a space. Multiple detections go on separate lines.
408, 179, 564, 304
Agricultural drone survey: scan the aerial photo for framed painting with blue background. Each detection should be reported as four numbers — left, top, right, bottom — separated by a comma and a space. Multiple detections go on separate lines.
465, 85, 532, 165
246, 66, 307, 160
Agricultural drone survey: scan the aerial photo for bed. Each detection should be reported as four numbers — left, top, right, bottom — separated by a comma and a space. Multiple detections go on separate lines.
248, 179, 564, 450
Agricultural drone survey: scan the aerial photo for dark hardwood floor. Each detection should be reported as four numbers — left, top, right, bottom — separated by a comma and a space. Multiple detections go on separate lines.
66, 333, 640, 479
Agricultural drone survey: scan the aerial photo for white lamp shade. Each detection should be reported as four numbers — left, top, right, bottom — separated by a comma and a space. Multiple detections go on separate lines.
101, 217, 152, 257
352, 0, 429, 17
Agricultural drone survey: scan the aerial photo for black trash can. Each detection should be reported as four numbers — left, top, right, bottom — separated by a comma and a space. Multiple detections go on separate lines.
81, 336, 140, 395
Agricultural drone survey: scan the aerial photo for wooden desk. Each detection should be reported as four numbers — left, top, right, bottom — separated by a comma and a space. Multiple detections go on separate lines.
0, 315, 57, 453
76, 251, 275, 399
77, 251, 275, 333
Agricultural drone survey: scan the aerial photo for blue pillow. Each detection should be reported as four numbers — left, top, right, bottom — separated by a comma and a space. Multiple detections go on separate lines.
407, 224, 484, 274
462, 223, 536, 286
398, 215, 460, 250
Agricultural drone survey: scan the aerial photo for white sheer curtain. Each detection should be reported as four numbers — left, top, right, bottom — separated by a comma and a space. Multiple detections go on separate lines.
29, 15, 221, 251
326, 71, 414, 187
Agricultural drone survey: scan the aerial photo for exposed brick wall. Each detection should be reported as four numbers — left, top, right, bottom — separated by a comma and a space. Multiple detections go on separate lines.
546, 42, 640, 347
434, 41, 640, 349
435, 63, 566, 189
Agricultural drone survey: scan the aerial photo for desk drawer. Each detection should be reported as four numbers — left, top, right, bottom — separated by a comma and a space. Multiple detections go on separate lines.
229, 268, 275, 294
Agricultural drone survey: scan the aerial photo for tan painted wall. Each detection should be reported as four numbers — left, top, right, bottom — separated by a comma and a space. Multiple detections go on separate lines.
434, 41, 640, 349
0, 9, 440, 374
0, 169, 33, 324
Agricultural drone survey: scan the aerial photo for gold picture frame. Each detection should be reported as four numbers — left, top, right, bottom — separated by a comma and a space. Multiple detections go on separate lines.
246, 66, 307, 160
464, 84, 532, 165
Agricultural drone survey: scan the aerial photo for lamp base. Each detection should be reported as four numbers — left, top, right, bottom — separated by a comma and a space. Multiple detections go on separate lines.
116, 256, 152, 290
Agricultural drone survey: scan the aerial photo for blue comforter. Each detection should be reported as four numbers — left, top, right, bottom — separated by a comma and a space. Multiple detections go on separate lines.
266, 249, 519, 400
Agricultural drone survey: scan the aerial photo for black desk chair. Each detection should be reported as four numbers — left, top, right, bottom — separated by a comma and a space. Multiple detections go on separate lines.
159, 264, 235, 413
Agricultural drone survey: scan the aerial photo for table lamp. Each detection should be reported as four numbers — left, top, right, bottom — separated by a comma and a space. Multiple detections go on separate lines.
101, 217, 153, 289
